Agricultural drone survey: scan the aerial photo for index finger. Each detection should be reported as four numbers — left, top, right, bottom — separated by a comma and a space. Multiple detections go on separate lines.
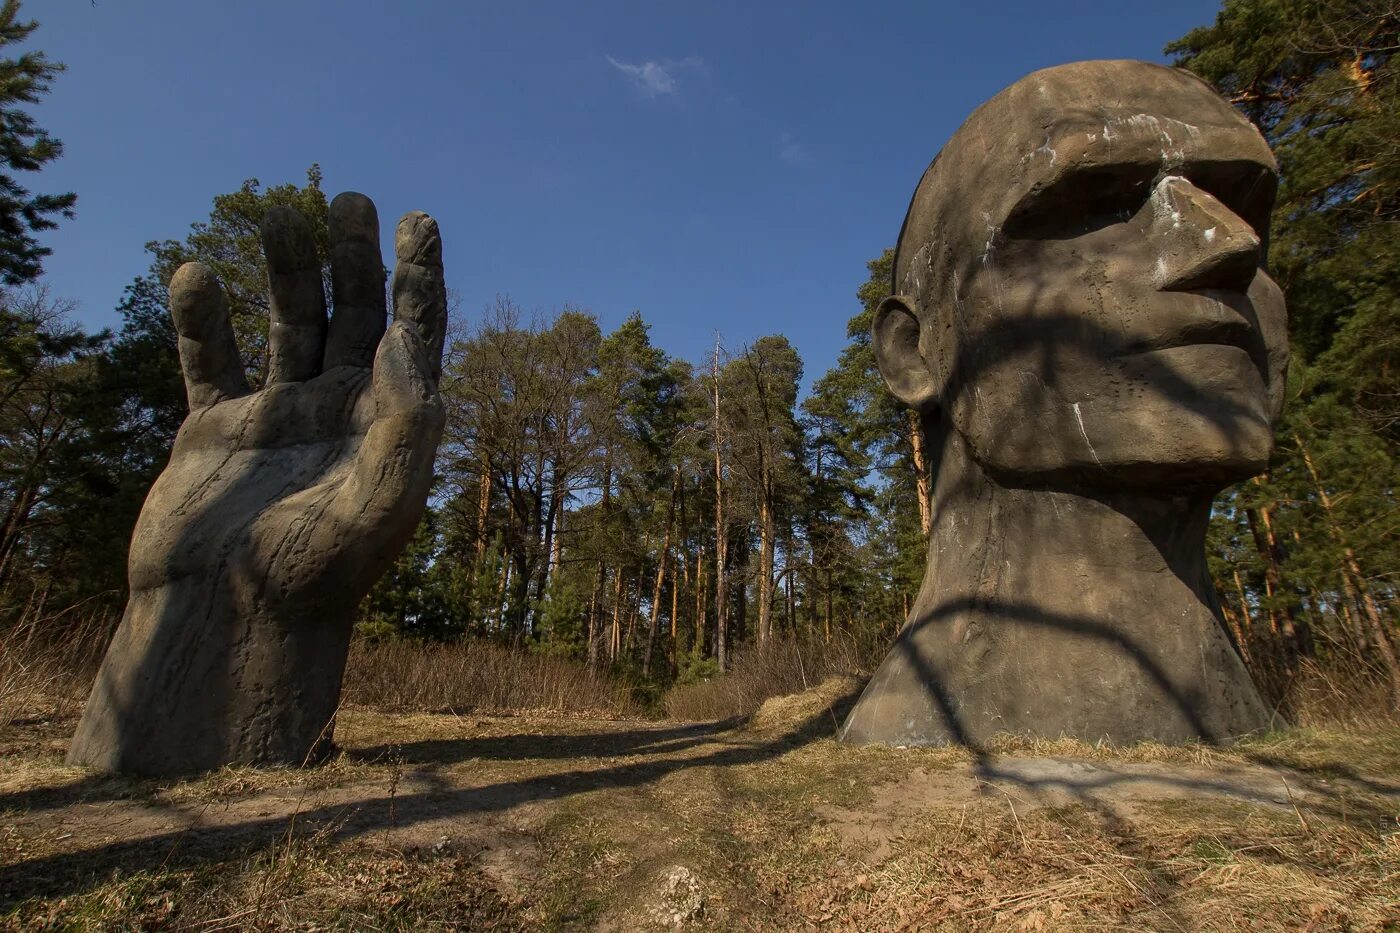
169, 262, 248, 409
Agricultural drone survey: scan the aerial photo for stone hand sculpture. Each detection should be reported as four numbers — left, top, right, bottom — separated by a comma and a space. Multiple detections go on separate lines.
68, 193, 447, 775
841, 61, 1287, 747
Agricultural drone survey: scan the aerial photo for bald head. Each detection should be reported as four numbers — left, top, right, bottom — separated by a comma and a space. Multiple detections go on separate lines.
874, 59, 1288, 490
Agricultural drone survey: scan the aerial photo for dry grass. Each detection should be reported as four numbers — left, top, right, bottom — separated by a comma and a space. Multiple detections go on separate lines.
0, 611, 112, 732
662, 636, 872, 721
343, 639, 642, 718
3, 680, 1400, 930
4, 619, 1400, 929
2, 829, 526, 931
0, 619, 642, 725
1280, 657, 1400, 730
741, 792, 1400, 931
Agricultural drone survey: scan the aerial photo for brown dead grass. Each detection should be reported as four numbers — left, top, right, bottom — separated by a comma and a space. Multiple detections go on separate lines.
3, 674, 1398, 931
342, 638, 643, 718
0, 611, 113, 732
747, 675, 865, 735
3, 628, 1399, 930
2, 625, 642, 733
662, 636, 872, 721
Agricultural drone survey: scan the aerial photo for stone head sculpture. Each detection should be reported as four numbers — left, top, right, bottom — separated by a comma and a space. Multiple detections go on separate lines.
842, 61, 1286, 747
68, 193, 446, 775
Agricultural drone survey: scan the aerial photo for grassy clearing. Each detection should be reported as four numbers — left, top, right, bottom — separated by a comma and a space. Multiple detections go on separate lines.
3, 676, 1398, 931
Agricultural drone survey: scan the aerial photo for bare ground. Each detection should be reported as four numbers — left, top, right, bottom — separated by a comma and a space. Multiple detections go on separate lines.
2, 681, 1399, 931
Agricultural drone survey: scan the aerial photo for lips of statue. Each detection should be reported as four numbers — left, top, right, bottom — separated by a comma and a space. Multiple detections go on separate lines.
941, 130, 1288, 491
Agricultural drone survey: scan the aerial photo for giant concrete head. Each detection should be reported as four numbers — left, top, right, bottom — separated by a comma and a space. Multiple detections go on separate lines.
875, 59, 1287, 490
844, 61, 1285, 747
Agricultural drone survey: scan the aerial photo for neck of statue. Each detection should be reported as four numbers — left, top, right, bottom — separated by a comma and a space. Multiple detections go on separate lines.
841, 409, 1271, 746
913, 411, 1220, 625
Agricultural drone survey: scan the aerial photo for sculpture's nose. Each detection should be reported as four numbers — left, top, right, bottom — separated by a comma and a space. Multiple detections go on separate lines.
1146, 175, 1261, 292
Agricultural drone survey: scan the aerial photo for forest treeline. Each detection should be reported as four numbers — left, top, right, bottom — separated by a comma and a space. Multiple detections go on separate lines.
0, 0, 1397, 706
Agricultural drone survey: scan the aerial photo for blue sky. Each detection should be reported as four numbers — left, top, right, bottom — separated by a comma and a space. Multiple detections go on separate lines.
31, 0, 1222, 389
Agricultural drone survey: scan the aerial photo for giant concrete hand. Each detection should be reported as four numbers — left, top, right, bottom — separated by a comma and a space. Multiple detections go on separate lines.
68, 193, 447, 776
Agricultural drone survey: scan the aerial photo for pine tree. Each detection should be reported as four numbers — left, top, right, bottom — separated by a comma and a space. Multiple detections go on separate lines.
1170, 0, 1400, 706
0, 1, 74, 286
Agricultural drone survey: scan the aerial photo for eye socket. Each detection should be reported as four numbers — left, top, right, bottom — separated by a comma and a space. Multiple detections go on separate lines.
1003, 165, 1158, 240
1003, 160, 1278, 243
1183, 162, 1277, 237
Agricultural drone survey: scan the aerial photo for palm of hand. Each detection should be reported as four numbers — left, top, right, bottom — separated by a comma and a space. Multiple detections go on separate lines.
69, 193, 446, 775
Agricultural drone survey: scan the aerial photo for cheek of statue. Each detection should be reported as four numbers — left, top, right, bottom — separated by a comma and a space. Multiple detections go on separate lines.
944, 178, 1278, 490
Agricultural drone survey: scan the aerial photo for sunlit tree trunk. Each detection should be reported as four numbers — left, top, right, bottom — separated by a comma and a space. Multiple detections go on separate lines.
907, 409, 932, 537
643, 465, 680, 678
1294, 433, 1400, 709
694, 545, 706, 660
587, 558, 604, 671
712, 345, 729, 673
609, 569, 624, 663
757, 490, 774, 647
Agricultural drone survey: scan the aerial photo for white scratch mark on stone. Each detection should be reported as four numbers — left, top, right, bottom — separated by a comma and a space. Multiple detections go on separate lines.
1072, 402, 1106, 470
980, 212, 998, 266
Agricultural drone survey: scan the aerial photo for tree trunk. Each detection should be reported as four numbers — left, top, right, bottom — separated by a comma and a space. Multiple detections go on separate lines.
1230, 566, 1254, 664
536, 465, 566, 609
589, 448, 615, 670
474, 463, 491, 564
0, 480, 39, 593
712, 345, 729, 673
495, 557, 511, 634
1294, 433, 1400, 708
757, 492, 774, 647
643, 465, 681, 679
907, 409, 933, 537
694, 545, 706, 660
1254, 482, 1311, 657
587, 559, 605, 671
624, 579, 641, 655
1244, 504, 1299, 667
609, 569, 624, 663
670, 558, 681, 656
825, 566, 834, 643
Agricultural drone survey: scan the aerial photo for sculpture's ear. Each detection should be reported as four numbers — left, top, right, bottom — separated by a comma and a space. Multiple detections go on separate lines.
873, 295, 938, 410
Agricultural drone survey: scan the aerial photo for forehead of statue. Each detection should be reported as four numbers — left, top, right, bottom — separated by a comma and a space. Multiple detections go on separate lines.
894, 60, 1275, 299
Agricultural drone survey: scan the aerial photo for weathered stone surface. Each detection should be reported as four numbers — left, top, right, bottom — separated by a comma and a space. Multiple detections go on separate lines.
842, 61, 1285, 747
67, 193, 447, 776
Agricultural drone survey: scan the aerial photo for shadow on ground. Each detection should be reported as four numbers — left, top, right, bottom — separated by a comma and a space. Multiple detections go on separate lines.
3, 682, 1397, 926
0, 689, 859, 908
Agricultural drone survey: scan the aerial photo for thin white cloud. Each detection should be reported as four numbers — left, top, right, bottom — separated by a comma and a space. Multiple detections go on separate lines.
778, 132, 810, 165
606, 55, 704, 98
